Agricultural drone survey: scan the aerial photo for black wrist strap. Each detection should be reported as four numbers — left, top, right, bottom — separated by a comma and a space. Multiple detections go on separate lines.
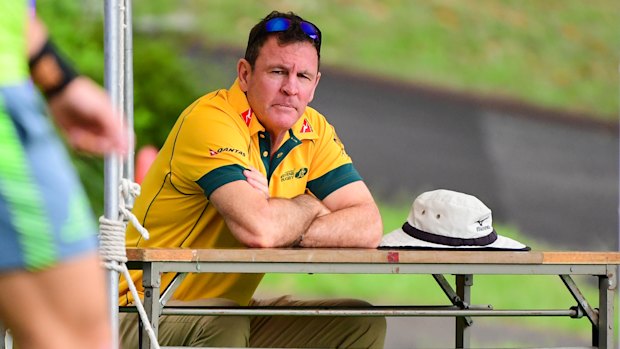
28, 39, 79, 99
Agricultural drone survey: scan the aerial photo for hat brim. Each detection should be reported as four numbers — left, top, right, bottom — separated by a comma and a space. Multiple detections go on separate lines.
379, 227, 530, 251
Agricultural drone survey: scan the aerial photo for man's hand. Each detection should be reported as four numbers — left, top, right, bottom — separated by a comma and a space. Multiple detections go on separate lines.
47, 77, 127, 155
243, 167, 269, 198
243, 167, 331, 217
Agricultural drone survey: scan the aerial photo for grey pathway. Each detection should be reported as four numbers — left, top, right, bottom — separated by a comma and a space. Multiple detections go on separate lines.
384, 317, 589, 348
195, 45, 618, 250
312, 68, 618, 251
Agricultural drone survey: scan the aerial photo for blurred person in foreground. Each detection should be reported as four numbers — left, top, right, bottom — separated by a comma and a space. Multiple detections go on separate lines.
0, 1, 126, 348
119, 10, 386, 348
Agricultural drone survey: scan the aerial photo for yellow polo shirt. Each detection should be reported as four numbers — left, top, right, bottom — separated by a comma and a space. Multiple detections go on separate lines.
120, 79, 361, 306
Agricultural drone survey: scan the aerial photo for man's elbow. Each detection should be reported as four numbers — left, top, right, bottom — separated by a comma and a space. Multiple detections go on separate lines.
242, 234, 278, 248
360, 207, 383, 248
233, 222, 281, 248
366, 220, 384, 248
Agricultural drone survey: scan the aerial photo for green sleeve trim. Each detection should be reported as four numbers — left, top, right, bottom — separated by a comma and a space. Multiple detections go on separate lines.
196, 164, 246, 198
307, 163, 362, 200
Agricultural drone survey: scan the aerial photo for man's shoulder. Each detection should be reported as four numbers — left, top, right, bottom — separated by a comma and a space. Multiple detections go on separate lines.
297, 106, 336, 138
195, 88, 236, 113
302, 105, 326, 122
182, 89, 244, 126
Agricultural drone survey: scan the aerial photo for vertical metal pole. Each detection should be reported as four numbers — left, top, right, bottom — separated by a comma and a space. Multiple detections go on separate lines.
597, 270, 615, 349
141, 263, 161, 349
455, 274, 473, 348
123, 0, 135, 188
103, 0, 123, 348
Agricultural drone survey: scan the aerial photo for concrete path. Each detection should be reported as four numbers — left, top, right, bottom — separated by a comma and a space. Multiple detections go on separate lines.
384, 317, 589, 348
312, 67, 618, 251
195, 45, 618, 250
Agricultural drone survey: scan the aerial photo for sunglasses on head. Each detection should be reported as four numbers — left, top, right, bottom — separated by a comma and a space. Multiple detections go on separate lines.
264, 17, 321, 51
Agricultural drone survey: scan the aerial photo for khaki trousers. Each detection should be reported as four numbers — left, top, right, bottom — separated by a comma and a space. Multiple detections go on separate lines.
119, 296, 386, 348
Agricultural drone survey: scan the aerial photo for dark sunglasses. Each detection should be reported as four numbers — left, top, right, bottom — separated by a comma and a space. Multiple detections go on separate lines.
264, 17, 321, 51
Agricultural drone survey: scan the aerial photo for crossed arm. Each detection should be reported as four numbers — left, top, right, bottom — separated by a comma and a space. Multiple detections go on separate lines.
209, 167, 383, 249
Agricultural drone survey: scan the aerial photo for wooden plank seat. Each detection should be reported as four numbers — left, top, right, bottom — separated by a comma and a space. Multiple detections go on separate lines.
126, 248, 620, 264
123, 248, 620, 349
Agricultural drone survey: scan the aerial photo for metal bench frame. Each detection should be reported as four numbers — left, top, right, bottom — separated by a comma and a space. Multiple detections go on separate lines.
121, 248, 619, 349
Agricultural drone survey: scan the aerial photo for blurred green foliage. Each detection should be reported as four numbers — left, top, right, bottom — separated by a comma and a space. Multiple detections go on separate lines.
38, 0, 206, 147
37, 0, 207, 213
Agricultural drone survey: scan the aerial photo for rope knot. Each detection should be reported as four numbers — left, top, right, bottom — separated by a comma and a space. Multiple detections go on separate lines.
97, 178, 160, 348
98, 216, 128, 265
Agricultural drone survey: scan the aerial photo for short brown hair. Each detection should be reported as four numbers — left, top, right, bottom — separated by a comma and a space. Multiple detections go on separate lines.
244, 11, 321, 69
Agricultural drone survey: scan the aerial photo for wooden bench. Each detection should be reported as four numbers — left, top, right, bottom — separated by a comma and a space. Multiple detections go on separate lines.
124, 248, 620, 349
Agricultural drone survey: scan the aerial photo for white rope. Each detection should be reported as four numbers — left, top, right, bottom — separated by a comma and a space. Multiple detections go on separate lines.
119, 178, 149, 239
99, 178, 160, 349
119, 263, 159, 348
98, 217, 127, 270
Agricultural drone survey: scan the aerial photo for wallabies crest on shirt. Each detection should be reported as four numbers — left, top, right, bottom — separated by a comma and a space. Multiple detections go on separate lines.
280, 167, 308, 182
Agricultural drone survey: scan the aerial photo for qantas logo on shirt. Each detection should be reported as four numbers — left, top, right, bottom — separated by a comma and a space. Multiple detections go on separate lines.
209, 147, 247, 157
300, 119, 313, 133
241, 109, 253, 127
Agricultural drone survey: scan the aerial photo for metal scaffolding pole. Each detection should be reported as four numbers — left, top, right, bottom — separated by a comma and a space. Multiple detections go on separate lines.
103, 0, 132, 347
123, 0, 135, 192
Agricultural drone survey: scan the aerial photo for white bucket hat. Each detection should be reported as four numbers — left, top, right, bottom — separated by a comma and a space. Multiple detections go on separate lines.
379, 189, 529, 250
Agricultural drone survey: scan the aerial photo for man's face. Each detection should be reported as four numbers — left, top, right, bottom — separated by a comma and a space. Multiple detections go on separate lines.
239, 36, 321, 136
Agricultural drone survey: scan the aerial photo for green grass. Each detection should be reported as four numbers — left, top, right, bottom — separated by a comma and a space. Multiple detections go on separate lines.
255, 202, 616, 340
136, 0, 619, 120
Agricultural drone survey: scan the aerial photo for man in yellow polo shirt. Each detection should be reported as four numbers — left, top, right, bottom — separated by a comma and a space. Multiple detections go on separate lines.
120, 10, 385, 348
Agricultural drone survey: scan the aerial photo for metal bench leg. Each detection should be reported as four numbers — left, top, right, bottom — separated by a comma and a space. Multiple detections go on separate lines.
141, 262, 162, 349
596, 266, 616, 349
455, 274, 473, 348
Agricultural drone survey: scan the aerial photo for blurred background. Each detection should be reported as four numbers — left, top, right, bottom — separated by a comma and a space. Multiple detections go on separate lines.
38, 0, 618, 347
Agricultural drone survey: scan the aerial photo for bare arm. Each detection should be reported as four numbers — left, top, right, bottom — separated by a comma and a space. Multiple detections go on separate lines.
299, 181, 383, 248
209, 178, 329, 248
